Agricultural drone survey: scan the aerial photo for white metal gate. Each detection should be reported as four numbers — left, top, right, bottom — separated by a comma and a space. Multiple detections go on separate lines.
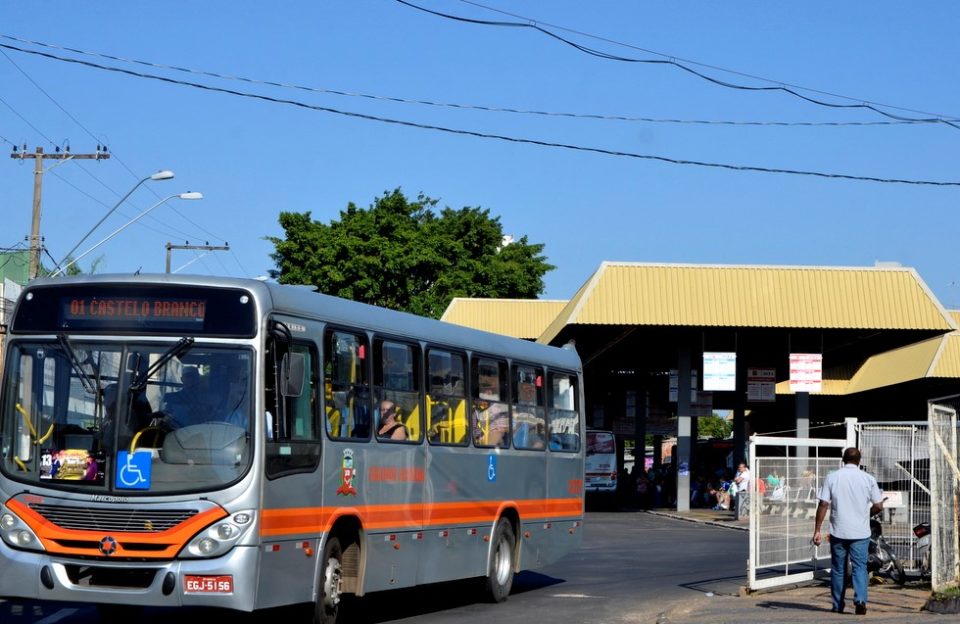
748, 435, 847, 591
928, 398, 960, 591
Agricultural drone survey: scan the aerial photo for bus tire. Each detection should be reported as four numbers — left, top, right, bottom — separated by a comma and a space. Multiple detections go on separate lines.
484, 518, 516, 603
313, 536, 343, 624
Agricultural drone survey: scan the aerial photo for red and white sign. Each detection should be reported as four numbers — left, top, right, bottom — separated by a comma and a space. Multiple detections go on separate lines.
747, 367, 776, 402
184, 575, 233, 593
789, 353, 823, 393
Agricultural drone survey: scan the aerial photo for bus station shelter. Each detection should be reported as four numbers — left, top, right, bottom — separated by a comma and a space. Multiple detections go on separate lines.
442, 262, 960, 511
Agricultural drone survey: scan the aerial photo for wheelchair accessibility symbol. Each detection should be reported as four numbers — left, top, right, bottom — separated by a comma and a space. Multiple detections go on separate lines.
487, 455, 497, 482
115, 450, 152, 490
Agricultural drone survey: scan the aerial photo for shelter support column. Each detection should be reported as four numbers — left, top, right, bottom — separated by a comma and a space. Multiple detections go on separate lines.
676, 347, 692, 512
796, 392, 810, 460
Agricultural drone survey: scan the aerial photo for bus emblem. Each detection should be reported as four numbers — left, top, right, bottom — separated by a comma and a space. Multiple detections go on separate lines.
99, 536, 118, 556
336, 449, 357, 496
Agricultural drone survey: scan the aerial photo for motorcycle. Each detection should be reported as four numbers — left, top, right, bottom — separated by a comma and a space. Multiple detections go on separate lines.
845, 512, 906, 585
913, 521, 931, 580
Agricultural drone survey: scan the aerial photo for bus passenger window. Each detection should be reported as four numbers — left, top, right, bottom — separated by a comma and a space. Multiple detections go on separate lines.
426, 350, 467, 445
373, 340, 421, 443
472, 358, 509, 449
547, 373, 580, 452
512, 365, 545, 450
324, 331, 371, 440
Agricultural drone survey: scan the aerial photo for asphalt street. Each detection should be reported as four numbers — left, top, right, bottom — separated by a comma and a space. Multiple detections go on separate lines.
3, 510, 953, 623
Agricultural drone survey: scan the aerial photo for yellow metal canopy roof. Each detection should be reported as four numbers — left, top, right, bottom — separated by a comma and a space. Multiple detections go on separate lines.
777, 311, 960, 396
440, 298, 568, 340
539, 262, 954, 344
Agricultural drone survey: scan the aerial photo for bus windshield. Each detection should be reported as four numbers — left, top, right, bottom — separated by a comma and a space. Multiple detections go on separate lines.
1, 338, 253, 495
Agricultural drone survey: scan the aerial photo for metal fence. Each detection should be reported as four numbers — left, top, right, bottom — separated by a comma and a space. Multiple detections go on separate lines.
856, 422, 930, 572
928, 397, 960, 591
748, 436, 846, 591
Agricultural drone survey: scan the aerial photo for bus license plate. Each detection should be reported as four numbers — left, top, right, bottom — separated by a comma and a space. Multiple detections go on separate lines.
184, 575, 233, 593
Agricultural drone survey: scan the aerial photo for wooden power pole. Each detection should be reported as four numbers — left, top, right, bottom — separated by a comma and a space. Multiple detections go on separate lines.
10, 146, 110, 278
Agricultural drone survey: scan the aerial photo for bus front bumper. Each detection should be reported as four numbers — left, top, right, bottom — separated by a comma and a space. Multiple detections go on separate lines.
0, 540, 260, 611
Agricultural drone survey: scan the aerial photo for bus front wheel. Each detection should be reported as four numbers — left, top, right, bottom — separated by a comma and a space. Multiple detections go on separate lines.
314, 536, 343, 624
484, 518, 516, 603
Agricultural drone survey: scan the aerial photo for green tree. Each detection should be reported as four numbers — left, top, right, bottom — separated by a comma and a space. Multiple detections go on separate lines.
267, 189, 554, 318
698, 413, 733, 440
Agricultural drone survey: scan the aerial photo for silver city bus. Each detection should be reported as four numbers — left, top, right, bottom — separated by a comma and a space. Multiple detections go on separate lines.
0, 274, 585, 622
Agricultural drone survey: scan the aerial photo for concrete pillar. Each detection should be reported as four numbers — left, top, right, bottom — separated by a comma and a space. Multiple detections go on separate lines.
676, 347, 692, 511
796, 391, 810, 461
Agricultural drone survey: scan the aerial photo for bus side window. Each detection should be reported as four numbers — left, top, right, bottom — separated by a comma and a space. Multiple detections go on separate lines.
512, 365, 545, 450
472, 358, 509, 449
426, 349, 467, 445
324, 330, 371, 440
373, 340, 421, 443
548, 372, 580, 452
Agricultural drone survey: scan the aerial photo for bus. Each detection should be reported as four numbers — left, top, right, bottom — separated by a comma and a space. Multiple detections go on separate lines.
585, 429, 617, 495
0, 274, 585, 621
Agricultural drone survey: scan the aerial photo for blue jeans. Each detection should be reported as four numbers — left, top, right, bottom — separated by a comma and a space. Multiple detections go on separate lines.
830, 537, 869, 611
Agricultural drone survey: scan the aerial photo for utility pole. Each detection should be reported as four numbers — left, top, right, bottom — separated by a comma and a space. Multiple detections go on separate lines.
10, 146, 110, 279
166, 242, 230, 273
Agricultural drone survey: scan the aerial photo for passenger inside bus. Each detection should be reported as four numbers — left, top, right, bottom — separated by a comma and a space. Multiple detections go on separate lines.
377, 400, 407, 440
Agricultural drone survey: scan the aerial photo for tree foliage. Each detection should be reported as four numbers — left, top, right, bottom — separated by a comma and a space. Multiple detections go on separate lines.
698, 414, 733, 440
267, 189, 554, 318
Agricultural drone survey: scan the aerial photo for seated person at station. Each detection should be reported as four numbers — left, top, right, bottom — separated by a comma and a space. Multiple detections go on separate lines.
377, 400, 407, 440
162, 367, 206, 428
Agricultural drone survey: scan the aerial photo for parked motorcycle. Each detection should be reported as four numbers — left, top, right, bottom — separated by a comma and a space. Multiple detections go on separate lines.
913, 521, 931, 580
845, 512, 906, 585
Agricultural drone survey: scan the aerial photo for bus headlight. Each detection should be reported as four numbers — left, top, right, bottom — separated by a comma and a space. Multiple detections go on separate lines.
0, 506, 44, 552
182, 509, 256, 559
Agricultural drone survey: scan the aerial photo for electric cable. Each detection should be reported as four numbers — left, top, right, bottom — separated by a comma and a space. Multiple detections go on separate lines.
2, 41, 957, 187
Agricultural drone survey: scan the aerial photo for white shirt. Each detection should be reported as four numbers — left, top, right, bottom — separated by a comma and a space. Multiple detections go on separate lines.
818, 463, 883, 540
735, 468, 751, 492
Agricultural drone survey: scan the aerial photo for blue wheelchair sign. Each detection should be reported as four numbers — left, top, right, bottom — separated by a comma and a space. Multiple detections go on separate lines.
115, 450, 152, 490
487, 454, 497, 482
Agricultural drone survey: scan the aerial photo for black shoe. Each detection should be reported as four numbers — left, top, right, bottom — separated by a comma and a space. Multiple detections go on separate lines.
831, 607, 845, 613
855, 602, 867, 615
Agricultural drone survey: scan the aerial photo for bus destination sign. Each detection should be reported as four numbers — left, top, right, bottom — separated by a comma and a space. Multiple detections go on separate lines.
62, 296, 206, 329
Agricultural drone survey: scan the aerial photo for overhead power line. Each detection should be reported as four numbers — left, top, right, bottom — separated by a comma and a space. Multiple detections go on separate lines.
2, 41, 958, 187
399, 0, 960, 131
0, 34, 937, 129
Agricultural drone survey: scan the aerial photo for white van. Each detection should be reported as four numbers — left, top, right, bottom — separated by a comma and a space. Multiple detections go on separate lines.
585, 429, 617, 494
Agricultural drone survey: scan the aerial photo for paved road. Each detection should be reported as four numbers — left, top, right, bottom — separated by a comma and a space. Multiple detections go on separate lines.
0, 511, 749, 623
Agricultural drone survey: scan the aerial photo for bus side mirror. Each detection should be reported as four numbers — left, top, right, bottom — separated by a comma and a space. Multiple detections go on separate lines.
281, 353, 305, 398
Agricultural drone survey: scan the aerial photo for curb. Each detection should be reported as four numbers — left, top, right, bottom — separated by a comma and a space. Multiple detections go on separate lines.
645, 509, 749, 532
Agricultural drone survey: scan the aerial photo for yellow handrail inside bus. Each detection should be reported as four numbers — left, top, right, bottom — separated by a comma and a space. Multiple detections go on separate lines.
15, 402, 54, 444
131, 427, 162, 453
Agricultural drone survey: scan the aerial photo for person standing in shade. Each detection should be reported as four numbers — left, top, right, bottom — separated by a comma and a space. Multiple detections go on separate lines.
812, 448, 884, 616
734, 461, 751, 520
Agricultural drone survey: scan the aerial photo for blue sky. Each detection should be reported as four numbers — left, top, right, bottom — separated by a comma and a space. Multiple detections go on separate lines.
3, 2, 960, 307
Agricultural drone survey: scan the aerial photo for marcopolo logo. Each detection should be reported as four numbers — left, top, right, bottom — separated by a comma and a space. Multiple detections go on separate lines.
98, 536, 118, 556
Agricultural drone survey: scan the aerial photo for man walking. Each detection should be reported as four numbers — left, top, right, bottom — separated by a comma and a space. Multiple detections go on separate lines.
812, 448, 884, 615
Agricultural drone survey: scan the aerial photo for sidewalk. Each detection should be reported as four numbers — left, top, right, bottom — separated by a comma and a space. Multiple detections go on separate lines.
643, 508, 954, 624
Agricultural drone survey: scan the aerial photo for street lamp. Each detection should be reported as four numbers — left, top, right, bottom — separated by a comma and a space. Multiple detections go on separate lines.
49, 170, 175, 275
50, 191, 202, 277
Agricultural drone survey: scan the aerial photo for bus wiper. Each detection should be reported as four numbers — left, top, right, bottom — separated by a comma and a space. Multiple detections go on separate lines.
57, 333, 98, 395
130, 337, 195, 392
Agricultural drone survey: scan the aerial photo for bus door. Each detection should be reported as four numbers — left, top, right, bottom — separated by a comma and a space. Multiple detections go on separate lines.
544, 372, 584, 563
258, 319, 324, 610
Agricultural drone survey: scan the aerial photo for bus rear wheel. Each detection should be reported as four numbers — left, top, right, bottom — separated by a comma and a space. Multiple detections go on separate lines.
314, 536, 343, 624
484, 518, 516, 603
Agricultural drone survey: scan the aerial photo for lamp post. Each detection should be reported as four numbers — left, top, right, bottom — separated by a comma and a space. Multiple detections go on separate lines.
49, 170, 174, 275
50, 191, 202, 277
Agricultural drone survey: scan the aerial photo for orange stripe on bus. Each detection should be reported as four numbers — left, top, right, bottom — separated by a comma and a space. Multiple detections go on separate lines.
260, 497, 583, 537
